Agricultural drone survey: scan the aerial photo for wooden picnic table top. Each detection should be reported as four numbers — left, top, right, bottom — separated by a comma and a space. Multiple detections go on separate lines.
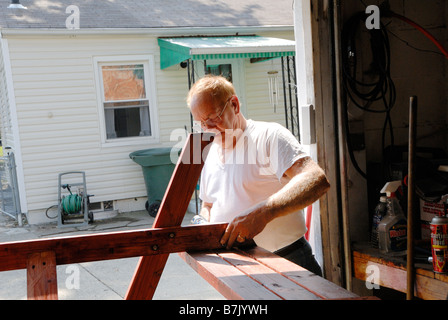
180, 246, 362, 300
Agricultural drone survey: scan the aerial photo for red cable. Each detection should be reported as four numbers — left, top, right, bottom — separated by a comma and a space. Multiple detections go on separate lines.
390, 12, 448, 59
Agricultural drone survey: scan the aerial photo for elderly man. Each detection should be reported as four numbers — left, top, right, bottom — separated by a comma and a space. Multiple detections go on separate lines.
187, 75, 329, 276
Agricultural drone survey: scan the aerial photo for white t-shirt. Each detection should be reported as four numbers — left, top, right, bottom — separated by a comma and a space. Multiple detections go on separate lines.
200, 119, 308, 252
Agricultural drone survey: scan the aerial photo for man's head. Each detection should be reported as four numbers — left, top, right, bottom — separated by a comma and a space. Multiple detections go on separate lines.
187, 74, 235, 110
187, 75, 245, 138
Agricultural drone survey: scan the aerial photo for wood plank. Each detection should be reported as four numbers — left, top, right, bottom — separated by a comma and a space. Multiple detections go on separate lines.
216, 251, 322, 300
353, 255, 407, 293
353, 248, 448, 282
26, 251, 58, 300
352, 249, 406, 269
126, 133, 214, 300
181, 247, 360, 300
242, 247, 359, 299
0, 223, 227, 272
353, 251, 448, 300
179, 251, 282, 300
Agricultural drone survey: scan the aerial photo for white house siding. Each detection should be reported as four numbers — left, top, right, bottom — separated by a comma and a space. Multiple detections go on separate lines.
153, 60, 191, 143
6, 34, 168, 223
243, 30, 295, 130
244, 57, 287, 127
5, 30, 295, 224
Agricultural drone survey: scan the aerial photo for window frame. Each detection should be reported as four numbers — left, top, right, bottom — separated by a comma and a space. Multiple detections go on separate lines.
94, 55, 159, 147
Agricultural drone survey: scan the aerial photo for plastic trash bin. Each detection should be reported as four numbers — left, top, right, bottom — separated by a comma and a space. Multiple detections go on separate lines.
129, 147, 181, 217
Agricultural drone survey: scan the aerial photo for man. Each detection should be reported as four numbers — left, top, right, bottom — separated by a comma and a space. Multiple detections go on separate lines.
187, 75, 330, 276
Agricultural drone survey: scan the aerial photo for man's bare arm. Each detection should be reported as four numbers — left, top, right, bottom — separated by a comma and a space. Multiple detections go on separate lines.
220, 156, 330, 249
265, 156, 330, 219
199, 201, 212, 222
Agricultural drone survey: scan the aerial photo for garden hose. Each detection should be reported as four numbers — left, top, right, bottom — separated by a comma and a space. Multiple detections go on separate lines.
61, 194, 83, 214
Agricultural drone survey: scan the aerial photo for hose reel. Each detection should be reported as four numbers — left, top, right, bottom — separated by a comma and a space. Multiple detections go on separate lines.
57, 171, 93, 228
61, 187, 83, 215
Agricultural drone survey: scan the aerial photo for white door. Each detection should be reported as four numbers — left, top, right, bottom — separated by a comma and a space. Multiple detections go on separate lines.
196, 59, 247, 116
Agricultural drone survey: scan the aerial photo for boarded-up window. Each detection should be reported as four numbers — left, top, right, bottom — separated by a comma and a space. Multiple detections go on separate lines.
100, 64, 151, 139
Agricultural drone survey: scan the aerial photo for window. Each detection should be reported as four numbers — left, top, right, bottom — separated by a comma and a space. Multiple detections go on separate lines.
206, 63, 232, 82
198, 59, 246, 116
95, 56, 158, 145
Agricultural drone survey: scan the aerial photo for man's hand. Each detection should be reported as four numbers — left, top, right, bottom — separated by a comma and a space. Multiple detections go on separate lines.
220, 202, 270, 249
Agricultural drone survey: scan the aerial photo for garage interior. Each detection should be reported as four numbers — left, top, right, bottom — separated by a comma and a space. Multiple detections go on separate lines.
320, 0, 448, 299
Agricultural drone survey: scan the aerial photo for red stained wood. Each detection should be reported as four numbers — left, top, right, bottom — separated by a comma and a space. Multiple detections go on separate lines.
179, 250, 282, 300
180, 247, 359, 300
242, 247, 359, 299
125, 133, 214, 300
26, 251, 58, 300
0, 223, 227, 272
353, 248, 448, 300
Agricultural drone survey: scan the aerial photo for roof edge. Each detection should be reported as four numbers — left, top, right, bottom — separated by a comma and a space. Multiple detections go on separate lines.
0, 25, 294, 36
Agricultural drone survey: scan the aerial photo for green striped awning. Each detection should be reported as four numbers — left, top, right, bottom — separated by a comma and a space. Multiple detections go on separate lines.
158, 36, 295, 69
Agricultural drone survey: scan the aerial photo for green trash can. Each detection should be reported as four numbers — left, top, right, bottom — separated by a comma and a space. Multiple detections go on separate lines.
129, 147, 181, 217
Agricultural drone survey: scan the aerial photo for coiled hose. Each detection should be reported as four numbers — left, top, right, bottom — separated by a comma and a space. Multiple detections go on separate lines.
61, 194, 83, 214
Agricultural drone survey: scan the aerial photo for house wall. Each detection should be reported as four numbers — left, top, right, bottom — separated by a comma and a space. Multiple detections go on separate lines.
244, 57, 288, 125
3, 29, 294, 224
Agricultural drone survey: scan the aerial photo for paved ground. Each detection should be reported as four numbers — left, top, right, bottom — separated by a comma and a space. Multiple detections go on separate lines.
0, 210, 225, 300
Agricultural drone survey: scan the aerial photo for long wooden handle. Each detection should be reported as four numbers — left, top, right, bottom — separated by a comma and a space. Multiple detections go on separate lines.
407, 96, 417, 300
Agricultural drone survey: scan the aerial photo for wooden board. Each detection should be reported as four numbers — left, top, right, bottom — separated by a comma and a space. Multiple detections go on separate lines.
125, 133, 214, 300
26, 251, 58, 300
0, 223, 227, 272
180, 247, 359, 300
180, 250, 282, 300
243, 247, 359, 299
353, 249, 448, 300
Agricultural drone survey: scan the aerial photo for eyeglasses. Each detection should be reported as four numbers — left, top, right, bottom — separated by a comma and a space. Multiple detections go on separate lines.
200, 96, 232, 128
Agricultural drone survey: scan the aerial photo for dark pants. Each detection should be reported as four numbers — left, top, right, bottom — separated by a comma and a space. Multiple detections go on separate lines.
274, 237, 323, 277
